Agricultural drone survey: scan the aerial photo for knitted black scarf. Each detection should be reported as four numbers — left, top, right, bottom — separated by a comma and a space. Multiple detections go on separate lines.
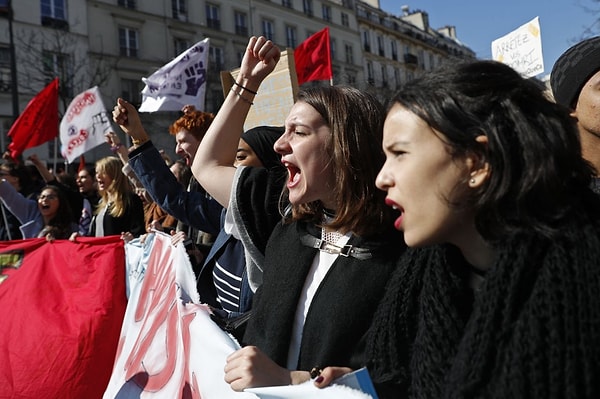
367, 203, 600, 398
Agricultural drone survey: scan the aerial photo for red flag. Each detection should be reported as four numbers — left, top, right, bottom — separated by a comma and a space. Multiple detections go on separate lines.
294, 27, 333, 85
0, 236, 127, 399
78, 154, 86, 172
7, 78, 59, 160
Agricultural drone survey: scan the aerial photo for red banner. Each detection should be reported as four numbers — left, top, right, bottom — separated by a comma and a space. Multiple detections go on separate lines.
294, 27, 333, 85
0, 236, 127, 399
7, 78, 59, 160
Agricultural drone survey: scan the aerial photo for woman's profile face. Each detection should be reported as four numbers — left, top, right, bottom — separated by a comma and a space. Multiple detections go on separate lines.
376, 104, 473, 248
76, 170, 96, 194
275, 101, 336, 209
37, 188, 60, 220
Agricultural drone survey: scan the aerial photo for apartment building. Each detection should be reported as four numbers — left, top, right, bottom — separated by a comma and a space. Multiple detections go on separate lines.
0, 0, 474, 162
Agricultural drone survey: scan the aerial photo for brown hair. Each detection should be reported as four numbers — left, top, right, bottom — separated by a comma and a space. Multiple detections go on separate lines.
286, 86, 391, 237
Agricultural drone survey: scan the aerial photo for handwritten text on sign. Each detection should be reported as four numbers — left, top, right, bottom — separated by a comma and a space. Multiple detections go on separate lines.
491, 16, 544, 78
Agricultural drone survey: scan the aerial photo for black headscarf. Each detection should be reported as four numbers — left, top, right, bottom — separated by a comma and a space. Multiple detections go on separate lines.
241, 126, 284, 169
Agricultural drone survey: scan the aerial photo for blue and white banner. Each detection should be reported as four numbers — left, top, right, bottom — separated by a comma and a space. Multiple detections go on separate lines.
139, 38, 210, 112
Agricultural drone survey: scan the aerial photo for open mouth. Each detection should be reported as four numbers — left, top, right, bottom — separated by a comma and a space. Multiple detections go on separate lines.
283, 162, 301, 188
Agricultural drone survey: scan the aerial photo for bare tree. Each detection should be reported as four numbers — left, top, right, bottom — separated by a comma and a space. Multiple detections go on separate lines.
577, 0, 600, 40
15, 25, 116, 112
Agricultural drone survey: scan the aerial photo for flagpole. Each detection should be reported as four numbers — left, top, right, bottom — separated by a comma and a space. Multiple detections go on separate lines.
53, 136, 59, 174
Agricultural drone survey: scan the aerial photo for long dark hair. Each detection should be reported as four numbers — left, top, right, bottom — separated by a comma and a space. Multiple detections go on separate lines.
38, 185, 74, 239
387, 60, 594, 241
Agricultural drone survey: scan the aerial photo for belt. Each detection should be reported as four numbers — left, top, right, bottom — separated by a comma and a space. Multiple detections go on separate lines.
300, 234, 373, 260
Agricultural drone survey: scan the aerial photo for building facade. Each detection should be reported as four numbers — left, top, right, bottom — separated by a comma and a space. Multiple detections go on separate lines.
0, 0, 474, 163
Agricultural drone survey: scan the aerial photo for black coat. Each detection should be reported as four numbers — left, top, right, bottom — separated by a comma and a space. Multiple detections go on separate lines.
243, 220, 403, 371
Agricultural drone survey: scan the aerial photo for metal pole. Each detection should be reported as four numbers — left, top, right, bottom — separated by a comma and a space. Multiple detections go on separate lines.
8, 0, 19, 120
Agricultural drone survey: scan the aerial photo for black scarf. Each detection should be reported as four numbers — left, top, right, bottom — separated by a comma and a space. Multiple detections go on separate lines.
367, 205, 600, 399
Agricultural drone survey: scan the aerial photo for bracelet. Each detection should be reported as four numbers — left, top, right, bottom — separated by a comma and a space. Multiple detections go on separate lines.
309, 367, 322, 379
231, 87, 254, 105
110, 143, 124, 153
132, 137, 149, 146
233, 81, 258, 95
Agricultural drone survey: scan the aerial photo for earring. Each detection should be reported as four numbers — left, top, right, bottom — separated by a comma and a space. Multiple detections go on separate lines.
470, 178, 476, 184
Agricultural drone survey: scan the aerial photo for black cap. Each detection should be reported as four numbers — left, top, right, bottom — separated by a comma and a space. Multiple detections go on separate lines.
550, 36, 600, 109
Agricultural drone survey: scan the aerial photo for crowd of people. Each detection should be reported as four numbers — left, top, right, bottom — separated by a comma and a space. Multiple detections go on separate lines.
2, 34, 600, 398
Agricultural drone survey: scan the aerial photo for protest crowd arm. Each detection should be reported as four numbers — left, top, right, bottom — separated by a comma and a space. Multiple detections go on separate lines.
128, 142, 222, 235
192, 36, 281, 208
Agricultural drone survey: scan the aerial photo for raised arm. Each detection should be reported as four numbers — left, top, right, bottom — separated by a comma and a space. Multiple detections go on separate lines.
27, 153, 54, 183
191, 36, 280, 207
112, 98, 150, 149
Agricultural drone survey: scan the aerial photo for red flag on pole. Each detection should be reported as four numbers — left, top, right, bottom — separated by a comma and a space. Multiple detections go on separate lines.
7, 78, 59, 160
294, 27, 333, 85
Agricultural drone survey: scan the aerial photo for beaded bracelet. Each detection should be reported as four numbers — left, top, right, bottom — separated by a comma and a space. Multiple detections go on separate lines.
132, 137, 149, 146
231, 87, 254, 105
233, 81, 258, 95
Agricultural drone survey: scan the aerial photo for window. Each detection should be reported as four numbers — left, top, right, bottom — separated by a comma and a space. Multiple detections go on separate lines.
206, 4, 220, 30
346, 73, 356, 85
119, 27, 138, 57
43, 51, 72, 96
262, 20, 274, 41
121, 78, 143, 107
41, 0, 68, 30
377, 35, 384, 57
0, 46, 10, 67
209, 46, 224, 71
236, 49, 245, 65
394, 68, 401, 89
117, 0, 135, 8
282, 0, 293, 8
172, 0, 187, 21
303, 0, 313, 17
208, 88, 223, 114
391, 40, 398, 61
344, 43, 354, 64
0, 47, 11, 93
381, 65, 388, 87
174, 38, 190, 57
330, 38, 336, 61
341, 12, 349, 27
366, 61, 374, 85
362, 30, 370, 52
285, 25, 297, 48
322, 4, 331, 22
235, 11, 248, 36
